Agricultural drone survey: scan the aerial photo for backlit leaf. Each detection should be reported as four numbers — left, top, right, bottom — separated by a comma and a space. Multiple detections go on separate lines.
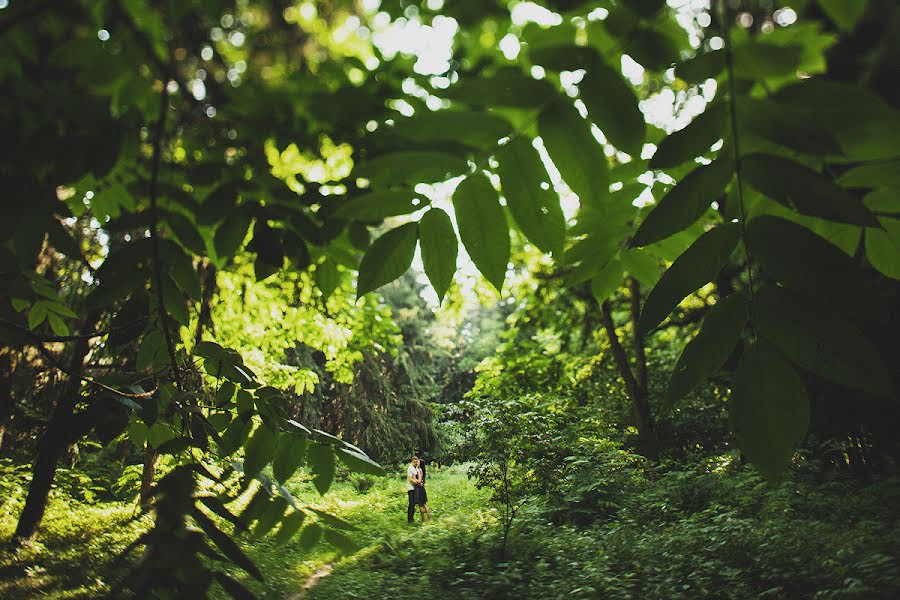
452, 173, 510, 293
418, 208, 458, 304
356, 223, 418, 298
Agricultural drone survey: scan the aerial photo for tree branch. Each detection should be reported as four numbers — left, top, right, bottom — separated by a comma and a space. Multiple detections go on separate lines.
35, 343, 156, 400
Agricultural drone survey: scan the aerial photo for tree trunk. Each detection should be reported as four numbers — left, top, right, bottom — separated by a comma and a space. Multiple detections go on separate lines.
194, 261, 217, 346
599, 294, 659, 462
0, 350, 14, 452
140, 446, 159, 504
13, 312, 99, 542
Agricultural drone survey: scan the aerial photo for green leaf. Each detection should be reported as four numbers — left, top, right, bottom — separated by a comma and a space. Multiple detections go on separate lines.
192, 508, 263, 581
299, 523, 323, 550
624, 27, 680, 71
355, 152, 468, 186
314, 259, 340, 299
274, 511, 306, 544
452, 173, 510, 293
676, 49, 725, 83
272, 434, 308, 484
838, 159, 900, 189
496, 137, 566, 258
249, 221, 284, 281
27, 302, 48, 330
738, 97, 842, 157
633, 158, 733, 246
418, 208, 458, 304
818, 0, 867, 31
162, 210, 207, 256
745, 216, 885, 319
639, 223, 740, 335
620, 249, 661, 288
666, 292, 748, 406
243, 424, 278, 477
161, 275, 190, 327
392, 110, 513, 149
215, 381, 236, 406
356, 223, 418, 298
214, 209, 252, 260
47, 219, 83, 259
136, 329, 167, 372
307, 442, 335, 495
729, 339, 809, 481
580, 63, 645, 156
755, 286, 893, 398
733, 42, 803, 79
336, 447, 385, 476
159, 240, 201, 300
335, 191, 429, 221
198, 496, 249, 533
252, 496, 287, 538
742, 154, 878, 226
46, 313, 69, 337
650, 103, 727, 169
538, 96, 609, 210
865, 217, 900, 280
590, 259, 623, 304
444, 69, 556, 108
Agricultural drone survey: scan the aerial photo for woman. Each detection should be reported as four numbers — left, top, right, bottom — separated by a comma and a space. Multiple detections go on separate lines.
415, 458, 432, 523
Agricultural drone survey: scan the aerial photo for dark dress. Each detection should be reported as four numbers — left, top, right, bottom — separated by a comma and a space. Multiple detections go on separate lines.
416, 465, 428, 505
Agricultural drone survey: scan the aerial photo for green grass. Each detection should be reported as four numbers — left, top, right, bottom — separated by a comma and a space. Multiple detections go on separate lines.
0, 464, 488, 599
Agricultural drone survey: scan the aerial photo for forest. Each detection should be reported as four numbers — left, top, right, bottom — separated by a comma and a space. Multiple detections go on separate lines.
1, 0, 899, 598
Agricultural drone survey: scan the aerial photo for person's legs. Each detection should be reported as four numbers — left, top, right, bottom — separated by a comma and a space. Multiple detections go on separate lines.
407, 490, 416, 523
423, 503, 432, 520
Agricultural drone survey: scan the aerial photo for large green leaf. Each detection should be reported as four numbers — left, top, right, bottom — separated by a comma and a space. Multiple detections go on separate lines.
355, 152, 468, 186
742, 154, 878, 226
632, 158, 733, 247
392, 110, 513, 149
214, 209, 252, 260
444, 68, 556, 108
159, 240, 201, 300
495, 137, 566, 257
538, 96, 609, 210
865, 217, 900, 280
307, 442, 336, 495
243, 424, 278, 477
738, 98, 841, 157
272, 434, 308, 484
580, 63, 645, 156
838, 159, 900, 189
639, 223, 740, 335
334, 191, 429, 221
274, 511, 306, 544
336, 447, 385, 476
818, 0, 867, 31
418, 208, 458, 304
733, 42, 803, 79
676, 49, 725, 83
729, 339, 809, 481
452, 173, 510, 293
755, 286, 893, 398
356, 223, 418, 298
650, 103, 727, 170
162, 210, 207, 256
666, 293, 748, 406
590, 259, 623, 304
745, 215, 885, 319
192, 508, 263, 581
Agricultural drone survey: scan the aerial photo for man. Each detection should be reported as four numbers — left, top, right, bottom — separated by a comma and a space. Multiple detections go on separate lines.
407, 456, 420, 524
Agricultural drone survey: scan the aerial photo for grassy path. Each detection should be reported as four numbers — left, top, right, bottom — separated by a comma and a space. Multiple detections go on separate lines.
233, 464, 490, 599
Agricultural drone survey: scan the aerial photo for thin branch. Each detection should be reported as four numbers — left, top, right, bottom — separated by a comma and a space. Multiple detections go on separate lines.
627, 277, 647, 393
0, 317, 144, 343
36, 343, 156, 399
147, 85, 184, 390
599, 299, 641, 402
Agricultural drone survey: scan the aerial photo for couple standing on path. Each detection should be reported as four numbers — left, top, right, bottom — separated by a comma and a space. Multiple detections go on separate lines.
406, 456, 432, 524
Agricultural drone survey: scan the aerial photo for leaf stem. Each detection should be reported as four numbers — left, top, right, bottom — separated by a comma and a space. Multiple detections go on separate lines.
719, 0, 757, 340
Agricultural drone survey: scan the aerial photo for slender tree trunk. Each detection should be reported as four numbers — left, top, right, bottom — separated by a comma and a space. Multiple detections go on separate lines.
194, 261, 217, 346
0, 350, 14, 452
599, 292, 659, 462
13, 312, 100, 542
627, 278, 658, 461
140, 447, 159, 504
